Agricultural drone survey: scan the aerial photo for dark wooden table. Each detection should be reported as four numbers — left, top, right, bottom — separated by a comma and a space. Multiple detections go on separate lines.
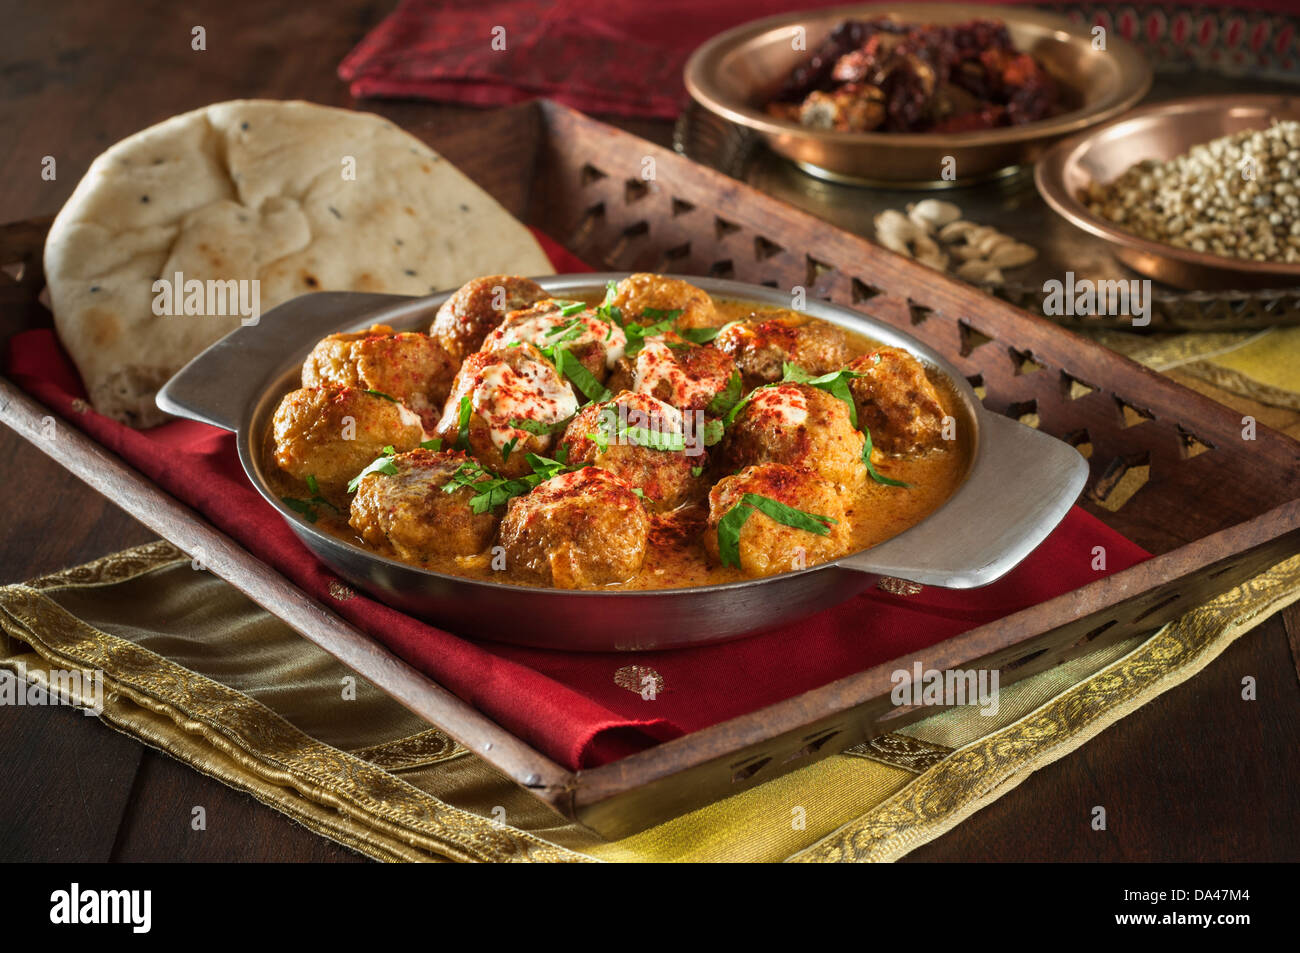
2, 0, 1297, 862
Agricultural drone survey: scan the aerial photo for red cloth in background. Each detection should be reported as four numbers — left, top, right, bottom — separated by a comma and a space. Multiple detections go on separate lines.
338, 0, 1300, 119
6, 232, 1148, 769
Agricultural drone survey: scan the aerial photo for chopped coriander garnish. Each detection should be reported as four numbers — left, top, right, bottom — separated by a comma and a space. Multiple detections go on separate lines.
501, 436, 518, 462
544, 315, 588, 345
442, 453, 584, 514
707, 370, 744, 418
781, 362, 862, 426
621, 318, 677, 358
624, 426, 685, 452
507, 415, 572, 436
346, 446, 400, 493
641, 307, 683, 322
717, 493, 837, 569
678, 326, 722, 344
282, 474, 340, 523
700, 418, 725, 446
364, 389, 398, 402
552, 299, 588, 318
281, 497, 321, 523
585, 411, 717, 454
553, 347, 611, 403
722, 381, 775, 426
690, 466, 704, 478
862, 426, 910, 488
455, 396, 473, 451
420, 438, 443, 451
718, 365, 861, 429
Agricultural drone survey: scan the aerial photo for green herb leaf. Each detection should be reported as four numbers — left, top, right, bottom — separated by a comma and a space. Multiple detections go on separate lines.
554, 348, 611, 404
290, 474, 341, 517
501, 437, 518, 462
716, 501, 753, 569
641, 307, 683, 322
621, 318, 677, 358
862, 427, 910, 488
544, 315, 588, 344
456, 396, 472, 451
281, 497, 320, 523
364, 389, 398, 402
596, 281, 623, 324
690, 466, 704, 478
507, 415, 573, 437
346, 448, 401, 494
716, 492, 838, 569
441, 452, 585, 514
780, 362, 863, 426
678, 325, 721, 344
552, 299, 588, 317
701, 418, 725, 447
722, 380, 779, 426
744, 493, 838, 533
624, 426, 686, 452
420, 438, 443, 451
707, 371, 744, 418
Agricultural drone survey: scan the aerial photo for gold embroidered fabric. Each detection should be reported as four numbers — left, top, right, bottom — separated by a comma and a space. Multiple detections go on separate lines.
1084, 326, 1300, 420
2, 540, 1297, 863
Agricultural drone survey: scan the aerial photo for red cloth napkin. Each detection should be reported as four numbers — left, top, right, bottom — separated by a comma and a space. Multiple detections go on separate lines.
338, 0, 1300, 119
6, 231, 1148, 770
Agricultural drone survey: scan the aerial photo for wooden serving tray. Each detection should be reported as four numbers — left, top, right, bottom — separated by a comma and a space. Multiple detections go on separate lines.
3, 100, 1299, 839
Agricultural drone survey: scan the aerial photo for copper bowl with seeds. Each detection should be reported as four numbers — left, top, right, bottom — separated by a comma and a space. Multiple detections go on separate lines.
1035, 94, 1300, 290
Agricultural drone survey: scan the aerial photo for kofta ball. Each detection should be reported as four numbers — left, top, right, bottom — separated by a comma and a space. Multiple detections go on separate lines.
272, 385, 427, 495
434, 343, 578, 478
633, 337, 739, 413
714, 310, 848, 386
703, 463, 849, 577
302, 324, 456, 428
499, 467, 650, 588
723, 383, 865, 488
349, 448, 497, 561
846, 347, 948, 454
558, 391, 708, 512
607, 273, 720, 330
429, 275, 548, 363
480, 300, 626, 383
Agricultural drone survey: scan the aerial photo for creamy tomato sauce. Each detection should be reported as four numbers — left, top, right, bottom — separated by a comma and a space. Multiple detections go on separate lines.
265, 297, 972, 590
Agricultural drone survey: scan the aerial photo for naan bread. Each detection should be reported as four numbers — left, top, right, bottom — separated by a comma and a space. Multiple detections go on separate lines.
44, 100, 554, 427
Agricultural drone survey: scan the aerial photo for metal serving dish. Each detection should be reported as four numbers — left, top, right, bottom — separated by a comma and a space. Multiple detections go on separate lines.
1036, 94, 1300, 290
683, 2, 1152, 187
156, 275, 1086, 652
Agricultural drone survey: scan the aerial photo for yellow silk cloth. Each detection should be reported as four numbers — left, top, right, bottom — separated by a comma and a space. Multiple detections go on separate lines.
3, 539, 1298, 862
1088, 326, 1300, 427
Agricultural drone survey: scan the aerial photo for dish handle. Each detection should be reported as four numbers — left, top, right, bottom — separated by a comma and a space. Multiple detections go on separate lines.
155, 291, 423, 432
837, 410, 1090, 588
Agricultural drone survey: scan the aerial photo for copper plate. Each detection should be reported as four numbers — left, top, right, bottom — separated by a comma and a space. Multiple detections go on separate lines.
683, 2, 1152, 187
1036, 94, 1300, 290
